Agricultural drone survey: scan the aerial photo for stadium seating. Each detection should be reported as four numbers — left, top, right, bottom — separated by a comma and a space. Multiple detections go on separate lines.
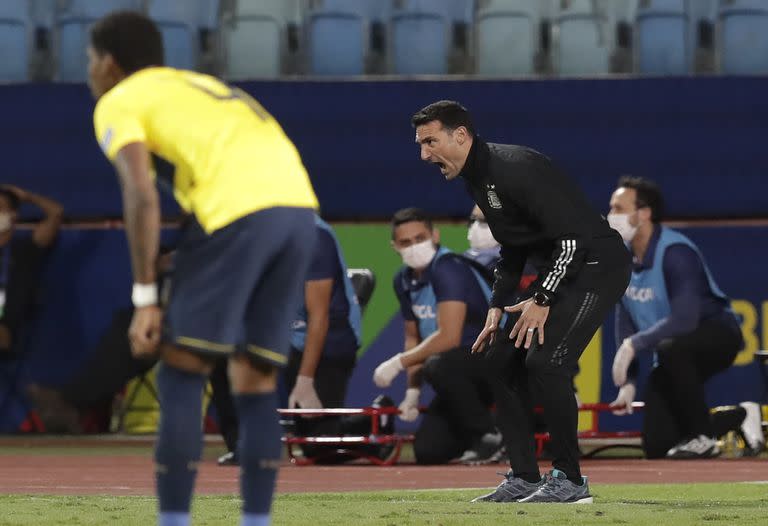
55, 0, 142, 82
221, 0, 302, 79
0, 0, 33, 82
717, 0, 768, 74
554, 0, 613, 76
635, 0, 692, 75
475, 0, 540, 76
146, 1, 201, 70
308, 10, 366, 75
390, 2, 451, 74
312, 0, 391, 20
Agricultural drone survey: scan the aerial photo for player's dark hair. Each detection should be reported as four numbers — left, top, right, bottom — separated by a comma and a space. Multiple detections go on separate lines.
411, 100, 475, 137
391, 207, 433, 238
617, 175, 664, 223
0, 189, 20, 211
90, 11, 164, 74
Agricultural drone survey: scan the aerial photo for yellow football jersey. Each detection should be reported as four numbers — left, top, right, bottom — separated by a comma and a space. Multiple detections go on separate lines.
93, 67, 318, 233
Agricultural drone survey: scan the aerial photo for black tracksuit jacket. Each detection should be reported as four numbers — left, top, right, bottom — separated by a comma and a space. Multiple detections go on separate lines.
460, 138, 627, 308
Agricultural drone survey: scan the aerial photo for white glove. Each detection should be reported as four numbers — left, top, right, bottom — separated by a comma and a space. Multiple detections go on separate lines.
610, 383, 637, 416
612, 338, 636, 387
288, 375, 323, 410
373, 353, 404, 388
398, 388, 421, 422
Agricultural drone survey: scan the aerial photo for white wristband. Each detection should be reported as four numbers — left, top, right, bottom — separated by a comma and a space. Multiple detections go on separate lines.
132, 282, 158, 308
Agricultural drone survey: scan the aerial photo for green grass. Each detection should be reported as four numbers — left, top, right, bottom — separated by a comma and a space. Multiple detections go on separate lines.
2, 484, 767, 525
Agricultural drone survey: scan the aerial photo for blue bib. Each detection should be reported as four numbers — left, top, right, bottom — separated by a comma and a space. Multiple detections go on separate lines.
289, 217, 362, 352
403, 247, 492, 339
622, 227, 728, 333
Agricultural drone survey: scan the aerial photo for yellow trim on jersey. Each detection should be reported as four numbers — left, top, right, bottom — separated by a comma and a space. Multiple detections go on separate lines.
176, 336, 234, 353
93, 67, 318, 233
246, 345, 288, 365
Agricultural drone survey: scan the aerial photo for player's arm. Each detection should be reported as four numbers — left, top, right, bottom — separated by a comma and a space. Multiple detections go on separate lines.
113, 142, 160, 285
1, 186, 64, 248
297, 279, 333, 378
403, 320, 423, 387
400, 300, 466, 367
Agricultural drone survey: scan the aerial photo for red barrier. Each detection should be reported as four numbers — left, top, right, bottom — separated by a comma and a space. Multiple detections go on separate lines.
277, 402, 645, 465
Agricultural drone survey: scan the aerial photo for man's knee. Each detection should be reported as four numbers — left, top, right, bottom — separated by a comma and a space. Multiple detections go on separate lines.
228, 354, 278, 394
161, 345, 215, 375
421, 354, 446, 386
525, 348, 573, 381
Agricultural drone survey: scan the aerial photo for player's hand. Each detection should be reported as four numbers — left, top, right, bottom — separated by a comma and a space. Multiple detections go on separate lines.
398, 388, 421, 422
506, 299, 548, 349
129, 305, 162, 358
610, 383, 637, 416
471, 308, 503, 354
373, 353, 404, 388
612, 338, 636, 387
288, 375, 323, 411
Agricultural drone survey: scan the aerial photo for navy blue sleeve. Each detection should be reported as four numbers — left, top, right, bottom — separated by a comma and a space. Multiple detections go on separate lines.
630, 244, 706, 352
305, 228, 338, 281
615, 302, 636, 348
393, 271, 415, 321
432, 256, 474, 304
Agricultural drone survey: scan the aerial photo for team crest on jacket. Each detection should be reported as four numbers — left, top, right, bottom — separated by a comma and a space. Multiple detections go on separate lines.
487, 184, 502, 209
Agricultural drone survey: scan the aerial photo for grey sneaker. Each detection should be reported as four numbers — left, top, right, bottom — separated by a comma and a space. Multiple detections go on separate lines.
739, 402, 765, 456
471, 471, 543, 503
666, 435, 721, 459
518, 469, 593, 504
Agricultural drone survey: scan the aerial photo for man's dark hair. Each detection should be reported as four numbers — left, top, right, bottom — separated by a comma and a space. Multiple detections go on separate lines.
0, 189, 20, 211
90, 11, 164, 74
391, 207, 433, 238
617, 175, 664, 223
411, 100, 475, 137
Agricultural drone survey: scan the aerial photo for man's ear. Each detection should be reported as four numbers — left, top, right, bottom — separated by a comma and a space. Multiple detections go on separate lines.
390, 239, 398, 252
103, 52, 125, 81
432, 227, 440, 245
455, 127, 468, 145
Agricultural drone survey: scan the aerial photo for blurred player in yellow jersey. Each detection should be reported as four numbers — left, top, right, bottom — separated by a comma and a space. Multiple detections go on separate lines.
87, 11, 318, 526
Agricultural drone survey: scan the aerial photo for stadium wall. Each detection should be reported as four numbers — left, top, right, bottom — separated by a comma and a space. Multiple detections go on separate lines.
3, 76, 768, 221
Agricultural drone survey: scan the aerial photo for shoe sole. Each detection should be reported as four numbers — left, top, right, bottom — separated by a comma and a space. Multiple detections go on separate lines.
517, 495, 593, 504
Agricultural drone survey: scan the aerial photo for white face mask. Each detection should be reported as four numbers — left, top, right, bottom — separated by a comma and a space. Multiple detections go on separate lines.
467, 221, 498, 250
399, 239, 437, 270
0, 213, 12, 233
607, 213, 638, 243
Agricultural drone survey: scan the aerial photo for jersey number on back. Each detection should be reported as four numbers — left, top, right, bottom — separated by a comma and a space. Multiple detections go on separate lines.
186, 81, 271, 122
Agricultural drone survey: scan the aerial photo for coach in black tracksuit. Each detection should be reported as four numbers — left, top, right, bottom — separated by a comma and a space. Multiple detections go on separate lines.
411, 101, 631, 503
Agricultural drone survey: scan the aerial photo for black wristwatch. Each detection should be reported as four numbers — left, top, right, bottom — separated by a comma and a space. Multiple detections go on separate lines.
532, 291, 553, 307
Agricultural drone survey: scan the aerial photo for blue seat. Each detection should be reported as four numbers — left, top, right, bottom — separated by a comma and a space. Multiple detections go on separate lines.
476, 1, 539, 76
308, 11, 366, 75
555, 0, 612, 76
198, 0, 220, 29
55, 0, 142, 82
0, 0, 32, 81
391, 10, 449, 74
147, 1, 200, 70
314, 0, 391, 20
222, 0, 303, 79
397, 0, 473, 22
717, 0, 768, 74
634, 0, 691, 75
31, 0, 56, 29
